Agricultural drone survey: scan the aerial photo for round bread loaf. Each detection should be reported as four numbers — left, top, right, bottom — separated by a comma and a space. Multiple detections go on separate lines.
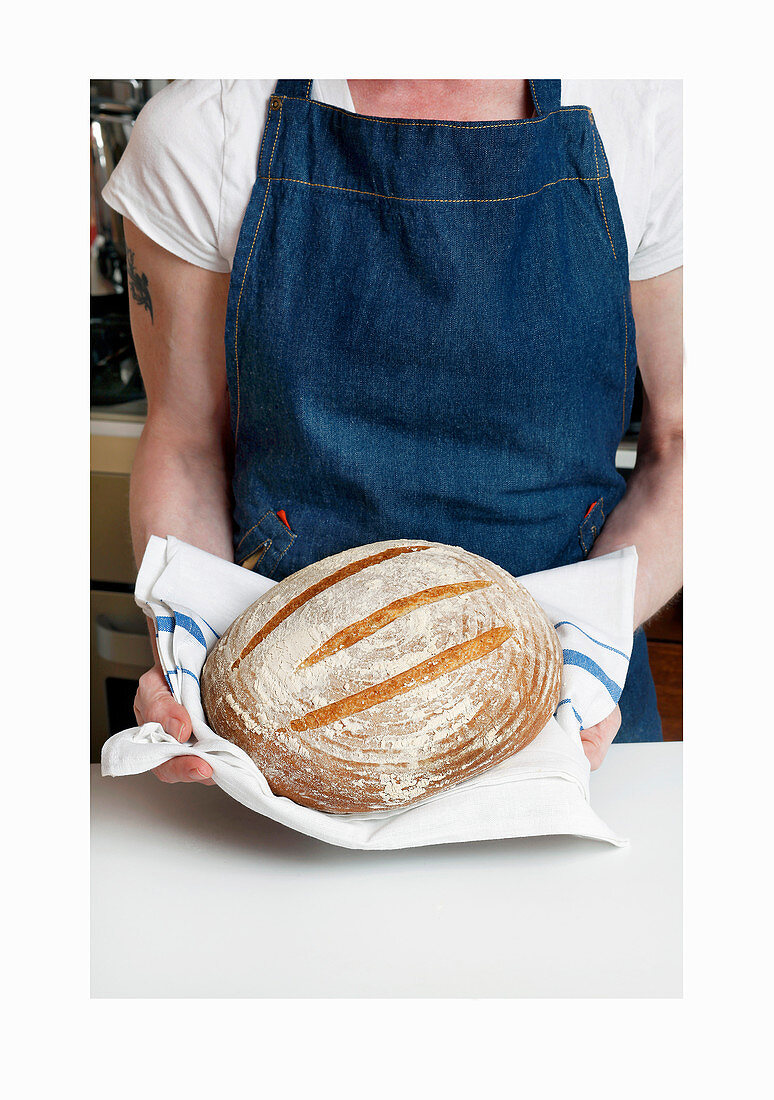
200, 539, 562, 813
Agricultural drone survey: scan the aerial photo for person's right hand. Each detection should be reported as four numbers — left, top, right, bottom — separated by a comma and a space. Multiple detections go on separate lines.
133, 664, 215, 785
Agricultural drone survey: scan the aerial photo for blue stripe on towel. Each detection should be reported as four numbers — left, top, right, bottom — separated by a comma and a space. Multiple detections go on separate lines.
555, 697, 584, 729
164, 667, 199, 686
174, 614, 207, 648
554, 621, 628, 660
156, 613, 212, 644
199, 615, 221, 639
562, 650, 623, 703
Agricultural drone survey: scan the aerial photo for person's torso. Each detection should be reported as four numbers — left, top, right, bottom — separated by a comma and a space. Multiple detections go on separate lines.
226, 79, 634, 581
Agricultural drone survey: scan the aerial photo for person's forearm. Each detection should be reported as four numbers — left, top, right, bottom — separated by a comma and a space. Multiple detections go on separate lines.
587, 437, 683, 628
129, 419, 234, 569
130, 420, 234, 672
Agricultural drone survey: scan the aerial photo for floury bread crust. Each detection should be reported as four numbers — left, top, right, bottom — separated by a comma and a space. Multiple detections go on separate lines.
200, 540, 563, 814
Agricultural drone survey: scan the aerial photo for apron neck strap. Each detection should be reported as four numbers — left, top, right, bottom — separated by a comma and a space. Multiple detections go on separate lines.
528, 80, 561, 116
274, 79, 313, 100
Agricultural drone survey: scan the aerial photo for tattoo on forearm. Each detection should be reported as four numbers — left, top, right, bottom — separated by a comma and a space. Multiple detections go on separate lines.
127, 248, 154, 323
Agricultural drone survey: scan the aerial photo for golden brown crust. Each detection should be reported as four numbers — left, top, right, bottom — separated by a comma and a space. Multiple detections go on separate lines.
201, 539, 563, 814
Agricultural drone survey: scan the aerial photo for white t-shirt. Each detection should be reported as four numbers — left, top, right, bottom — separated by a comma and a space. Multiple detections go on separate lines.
102, 79, 682, 281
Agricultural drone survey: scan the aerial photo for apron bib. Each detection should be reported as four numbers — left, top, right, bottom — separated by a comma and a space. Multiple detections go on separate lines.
225, 78, 660, 740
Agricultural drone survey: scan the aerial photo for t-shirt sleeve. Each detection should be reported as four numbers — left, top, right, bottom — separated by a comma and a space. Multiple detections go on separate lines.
629, 80, 683, 281
101, 79, 230, 273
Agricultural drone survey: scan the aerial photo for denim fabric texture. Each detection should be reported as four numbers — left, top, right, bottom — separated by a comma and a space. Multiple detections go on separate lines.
225, 78, 661, 741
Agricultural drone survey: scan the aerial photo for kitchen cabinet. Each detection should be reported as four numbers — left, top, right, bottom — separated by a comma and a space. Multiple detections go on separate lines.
90, 589, 152, 761
90, 472, 135, 585
91, 406, 147, 759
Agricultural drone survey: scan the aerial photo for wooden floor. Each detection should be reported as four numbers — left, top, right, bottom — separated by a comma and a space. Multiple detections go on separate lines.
644, 593, 683, 741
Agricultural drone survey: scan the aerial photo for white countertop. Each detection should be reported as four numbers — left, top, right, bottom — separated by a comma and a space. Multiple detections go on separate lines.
90, 741, 681, 998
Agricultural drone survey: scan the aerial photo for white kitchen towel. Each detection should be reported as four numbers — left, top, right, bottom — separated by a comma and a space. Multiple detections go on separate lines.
101, 537, 637, 850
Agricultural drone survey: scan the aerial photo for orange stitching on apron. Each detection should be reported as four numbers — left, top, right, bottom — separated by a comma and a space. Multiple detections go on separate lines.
236, 508, 297, 573
256, 171, 607, 205
235, 508, 275, 553
590, 111, 629, 436
233, 101, 283, 446
267, 103, 283, 169
271, 530, 297, 572
590, 112, 616, 260
528, 80, 540, 114
278, 98, 589, 129
239, 540, 271, 569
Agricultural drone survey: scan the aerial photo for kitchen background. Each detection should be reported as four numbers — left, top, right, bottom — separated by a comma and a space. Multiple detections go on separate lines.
90, 78, 683, 762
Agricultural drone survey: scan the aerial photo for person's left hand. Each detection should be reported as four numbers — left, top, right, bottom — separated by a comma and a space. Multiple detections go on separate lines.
580, 705, 621, 770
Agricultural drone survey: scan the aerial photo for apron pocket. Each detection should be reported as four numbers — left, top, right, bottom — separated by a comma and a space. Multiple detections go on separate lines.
237, 509, 297, 577
579, 497, 605, 556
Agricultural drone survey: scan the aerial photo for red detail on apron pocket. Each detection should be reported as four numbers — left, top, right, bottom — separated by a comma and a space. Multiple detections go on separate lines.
582, 500, 600, 521
276, 509, 292, 531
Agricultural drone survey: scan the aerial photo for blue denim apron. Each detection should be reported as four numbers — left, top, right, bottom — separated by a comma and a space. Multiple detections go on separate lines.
225, 78, 661, 741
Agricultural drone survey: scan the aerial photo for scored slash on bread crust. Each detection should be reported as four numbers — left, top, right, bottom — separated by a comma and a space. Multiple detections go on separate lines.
298, 578, 492, 669
230, 543, 431, 670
